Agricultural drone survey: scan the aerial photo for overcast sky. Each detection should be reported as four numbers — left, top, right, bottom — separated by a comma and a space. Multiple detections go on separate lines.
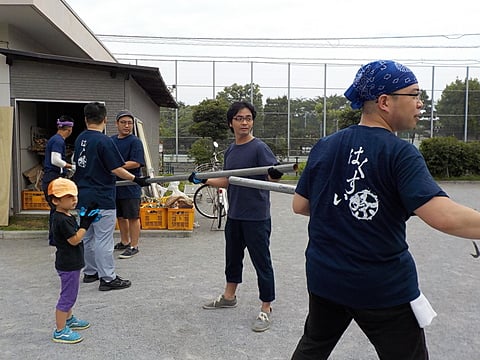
65, 0, 480, 104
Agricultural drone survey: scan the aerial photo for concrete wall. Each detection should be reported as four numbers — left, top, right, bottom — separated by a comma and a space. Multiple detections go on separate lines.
128, 79, 160, 174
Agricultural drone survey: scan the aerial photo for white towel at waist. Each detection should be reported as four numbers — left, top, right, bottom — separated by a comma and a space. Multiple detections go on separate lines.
410, 292, 437, 328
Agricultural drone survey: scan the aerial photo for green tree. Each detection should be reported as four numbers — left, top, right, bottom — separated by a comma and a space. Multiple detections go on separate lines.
216, 83, 264, 135
188, 138, 216, 165
263, 96, 289, 139
337, 107, 361, 129
216, 83, 263, 111
435, 78, 480, 140
190, 99, 230, 140
159, 103, 197, 153
315, 95, 351, 134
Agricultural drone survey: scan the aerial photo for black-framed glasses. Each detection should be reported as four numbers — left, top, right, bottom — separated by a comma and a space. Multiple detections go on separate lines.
119, 120, 134, 126
388, 91, 422, 101
233, 115, 253, 122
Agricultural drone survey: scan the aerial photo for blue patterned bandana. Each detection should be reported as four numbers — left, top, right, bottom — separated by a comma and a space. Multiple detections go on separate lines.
344, 60, 418, 109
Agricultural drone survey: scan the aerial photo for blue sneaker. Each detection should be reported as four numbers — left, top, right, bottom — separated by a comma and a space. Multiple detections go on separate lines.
66, 315, 90, 330
52, 326, 83, 344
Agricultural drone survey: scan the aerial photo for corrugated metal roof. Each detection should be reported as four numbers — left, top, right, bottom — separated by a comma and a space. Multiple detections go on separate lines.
0, 48, 177, 108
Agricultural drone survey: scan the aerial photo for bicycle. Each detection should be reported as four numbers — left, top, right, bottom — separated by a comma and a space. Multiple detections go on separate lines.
193, 142, 228, 229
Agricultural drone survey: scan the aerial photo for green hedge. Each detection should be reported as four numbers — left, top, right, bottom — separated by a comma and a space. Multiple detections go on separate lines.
419, 137, 480, 178
295, 137, 480, 179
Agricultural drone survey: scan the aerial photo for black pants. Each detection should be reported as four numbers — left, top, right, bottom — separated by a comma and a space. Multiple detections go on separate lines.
291, 293, 429, 360
224, 218, 275, 303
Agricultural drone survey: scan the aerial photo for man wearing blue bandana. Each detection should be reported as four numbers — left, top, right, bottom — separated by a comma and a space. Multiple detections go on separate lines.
291, 60, 480, 359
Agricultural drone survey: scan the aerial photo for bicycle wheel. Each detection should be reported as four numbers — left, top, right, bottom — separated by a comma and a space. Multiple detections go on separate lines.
193, 184, 217, 219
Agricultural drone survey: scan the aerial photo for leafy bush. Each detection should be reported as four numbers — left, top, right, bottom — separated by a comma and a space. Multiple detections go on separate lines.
419, 137, 480, 178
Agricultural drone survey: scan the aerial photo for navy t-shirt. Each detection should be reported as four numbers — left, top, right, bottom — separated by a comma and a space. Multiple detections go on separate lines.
111, 134, 145, 199
224, 137, 278, 221
52, 212, 84, 271
73, 130, 125, 209
43, 134, 67, 184
295, 125, 447, 308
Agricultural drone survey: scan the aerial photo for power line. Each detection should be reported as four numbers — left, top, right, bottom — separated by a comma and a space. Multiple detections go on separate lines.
97, 33, 480, 41
114, 54, 480, 67
96, 33, 480, 50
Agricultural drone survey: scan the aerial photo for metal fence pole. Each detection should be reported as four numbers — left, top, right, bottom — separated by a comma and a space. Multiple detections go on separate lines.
323, 63, 327, 137
430, 66, 435, 138
464, 66, 469, 142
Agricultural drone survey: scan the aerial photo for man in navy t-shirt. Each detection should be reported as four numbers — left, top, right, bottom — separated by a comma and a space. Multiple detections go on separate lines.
198, 101, 283, 333
73, 102, 149, 291
111, 110, 145, 259
42, 115, 75, 246
291, 60, 480, 360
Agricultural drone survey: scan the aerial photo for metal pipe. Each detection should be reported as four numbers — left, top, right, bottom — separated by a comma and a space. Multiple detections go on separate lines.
195, 163, 298, 180
228, 176, 296, 195
116, 163, 298, 187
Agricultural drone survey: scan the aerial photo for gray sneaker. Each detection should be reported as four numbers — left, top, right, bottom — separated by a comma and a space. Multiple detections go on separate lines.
202, 295, 237, 309
252, 309, 272, 332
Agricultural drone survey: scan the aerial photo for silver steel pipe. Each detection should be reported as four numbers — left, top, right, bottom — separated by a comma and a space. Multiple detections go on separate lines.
195, 163, 297, 180
228, 176, 296, 194
116, 163, 298, 187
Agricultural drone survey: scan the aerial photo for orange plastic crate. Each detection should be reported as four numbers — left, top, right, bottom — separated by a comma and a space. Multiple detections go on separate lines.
167, 208, 194, 230
140, 207, 167, 230
22, 190, 50, 210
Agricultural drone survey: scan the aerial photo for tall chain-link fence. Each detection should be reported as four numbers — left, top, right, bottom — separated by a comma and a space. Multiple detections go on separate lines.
135, 59, 480, 161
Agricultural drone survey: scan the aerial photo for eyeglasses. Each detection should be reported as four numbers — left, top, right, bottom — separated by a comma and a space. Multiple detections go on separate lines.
388, 91, 422, 101
232, 115, 253, 122
119, 120, 134, 126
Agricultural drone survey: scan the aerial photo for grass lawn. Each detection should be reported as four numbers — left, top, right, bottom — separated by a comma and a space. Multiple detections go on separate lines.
0, 214, 49, 231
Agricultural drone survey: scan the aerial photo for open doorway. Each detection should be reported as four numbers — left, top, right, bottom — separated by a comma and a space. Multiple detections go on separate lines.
13, 99, 88, 213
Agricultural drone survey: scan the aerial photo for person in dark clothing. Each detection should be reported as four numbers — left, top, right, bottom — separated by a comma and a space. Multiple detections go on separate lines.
42, 115, 75, 245
111, 110, 145, 259
291, 60, 480, 360
72, 102, 149, 291
49, 177, 99, 344
194, 101, 283, 332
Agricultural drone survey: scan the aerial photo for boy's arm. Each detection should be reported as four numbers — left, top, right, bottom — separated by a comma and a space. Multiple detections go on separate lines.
67, 228, 87, 246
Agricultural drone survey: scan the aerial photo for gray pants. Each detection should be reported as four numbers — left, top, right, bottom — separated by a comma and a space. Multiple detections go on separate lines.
82, 209, 117, 282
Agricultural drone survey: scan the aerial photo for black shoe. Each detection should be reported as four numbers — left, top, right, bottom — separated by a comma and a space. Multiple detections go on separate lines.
114, 242, 130, 250
119, 247, 139, 259
83, 273, 99, 283
98, 276, 131, 291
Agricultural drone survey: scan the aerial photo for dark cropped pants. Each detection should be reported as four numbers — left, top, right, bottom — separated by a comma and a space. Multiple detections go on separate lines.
224, 218, 275, 303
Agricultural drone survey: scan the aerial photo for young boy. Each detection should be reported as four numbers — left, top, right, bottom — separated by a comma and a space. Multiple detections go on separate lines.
48, 178, 99, 344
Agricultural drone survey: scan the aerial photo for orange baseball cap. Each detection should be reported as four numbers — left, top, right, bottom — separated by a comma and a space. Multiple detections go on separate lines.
48, 178, 78, 197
